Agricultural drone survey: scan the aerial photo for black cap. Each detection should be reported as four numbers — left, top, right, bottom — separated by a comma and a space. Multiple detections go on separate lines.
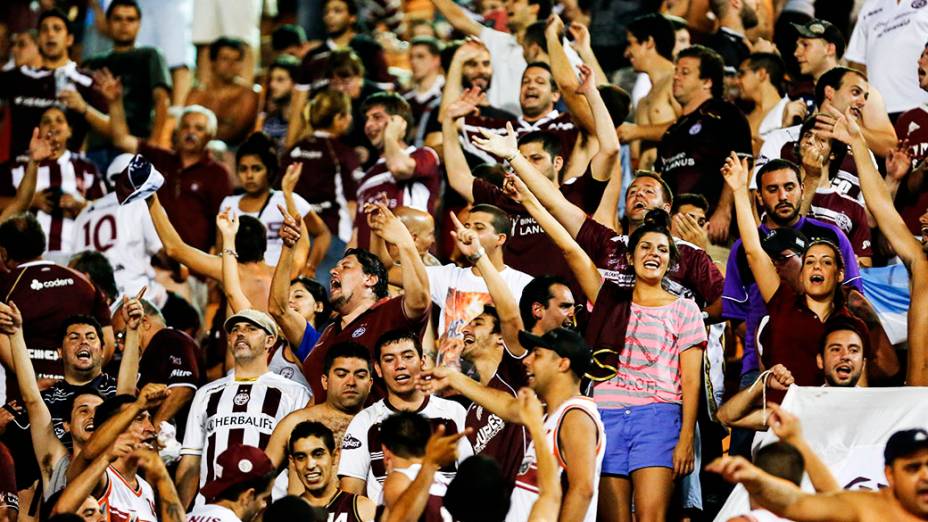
884, 429, 928, 465
518, 328, 591, 377
761, 228, 808, 257
791, 19, 846, 58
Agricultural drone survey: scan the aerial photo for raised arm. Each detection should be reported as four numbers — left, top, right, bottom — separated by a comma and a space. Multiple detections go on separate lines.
281, 162, 317, 276
146, 194, 221, 280
503, 173, 603, 302
721, 152, 780, 302
116, 288, 147, 394
544, 15, 594, 135
429, 0, 484, 37
58, 88, 111, 137
383, 116, 417, 179
472, 123, 587, 236
0, 128, 45, 221
417, 366, 521, 423
94, 68, 139, 154
448, 211, 526, 355
137, 450, 186, 522
576, 64, 619, 183
285, 89, 309, 150
366, 203, 430, 318
0, 301, 68, 489
766, 404, 841, 493
567, 22, 608, 87
217, 209, 253, 312
68, 383, 169, 482
268, 210, 312, 347
441, 86, 485, 203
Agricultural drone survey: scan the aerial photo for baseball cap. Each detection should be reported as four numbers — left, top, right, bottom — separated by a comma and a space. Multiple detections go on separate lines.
884, 429, 928, 465
224, 309, 278, 336
518, 327, 591, 377
200, 445, 274, 500
791, 19, 846, 58
114, 154, 165, 205
761, 228, 808, 258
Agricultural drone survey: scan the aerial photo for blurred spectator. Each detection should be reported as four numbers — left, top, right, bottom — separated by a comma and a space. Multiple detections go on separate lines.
191, 0, 265, 86
135, 0, 194, 105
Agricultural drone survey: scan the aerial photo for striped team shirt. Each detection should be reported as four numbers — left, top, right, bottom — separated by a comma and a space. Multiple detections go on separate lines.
593, 298, 707, 409
181, 372, 311, 500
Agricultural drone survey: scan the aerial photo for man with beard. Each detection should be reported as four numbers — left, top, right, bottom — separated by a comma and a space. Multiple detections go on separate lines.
186, 37, 260, 147
99, 69, 231, 252
718, 316, 869, 430
290, 422, 376, 520
338, 330, 471, 502
723, 158, 861, 411
266, 342, 374, 468
175, 310, 311, 509
705, 0, 758, 70
301, 203, 430, 403
402, 37, 444, 147
82, 0, 171, 166
0, 8, 107, 159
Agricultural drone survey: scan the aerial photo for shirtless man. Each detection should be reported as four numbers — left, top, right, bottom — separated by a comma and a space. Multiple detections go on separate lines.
186, 37, 260, 146
619, 13, 681, 169
709, 428, 928, 522
265, 341, 374, 468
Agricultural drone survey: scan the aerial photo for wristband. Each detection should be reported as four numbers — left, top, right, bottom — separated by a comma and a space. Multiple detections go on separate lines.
219, 249, 238, 259
466, 246, 486, 263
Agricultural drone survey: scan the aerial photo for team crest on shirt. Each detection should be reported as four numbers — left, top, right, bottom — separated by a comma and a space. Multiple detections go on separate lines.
352, 325, 367, 338
280, 367, 294, 378
342, 433, 362, 449
233, 391, 250, 406
689, 123, 702, 135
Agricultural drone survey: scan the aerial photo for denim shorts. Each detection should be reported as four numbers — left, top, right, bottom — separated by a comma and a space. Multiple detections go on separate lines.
600, 403, 682, 476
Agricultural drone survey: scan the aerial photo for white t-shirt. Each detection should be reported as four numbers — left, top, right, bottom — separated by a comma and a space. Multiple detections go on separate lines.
219, 191, 313, 265
846, 0, 928, 114
426, 263, 533, 339
181, 372, 311, 507
187, 504, 242, 522
99, 466, 157, 522
478, 26, 583, 117
72, 192, 166, 303
337, 396, 472, 503
758, 96, 790, 139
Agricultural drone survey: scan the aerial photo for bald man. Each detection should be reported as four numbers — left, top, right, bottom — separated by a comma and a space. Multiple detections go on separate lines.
391, 207, 440, 266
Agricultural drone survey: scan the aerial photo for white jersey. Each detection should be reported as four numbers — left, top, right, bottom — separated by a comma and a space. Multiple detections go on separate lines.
181, 372, 311, 506
386, 464, 453, 519
338, 396, 472, 503
219, 191, 313, 265
187, 504, 243, 522
267, 344, 312, 390
99, 466, 158, 522
72, 192, 165, 301
507, 396, 605, 522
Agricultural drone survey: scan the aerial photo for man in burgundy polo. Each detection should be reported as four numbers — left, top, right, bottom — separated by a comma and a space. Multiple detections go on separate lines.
111, 297, 200, 436
303, 204, 430, 402
100, 69, 231, 251
0, 8, 107, 160
353, 92, 440, 250
892, 43, 928, 236
0, 213, 113, 397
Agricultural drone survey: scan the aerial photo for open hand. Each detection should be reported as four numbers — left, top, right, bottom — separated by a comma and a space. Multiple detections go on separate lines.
886, 140, 913, 181
706, 455, 761, 485
216, 208, 239, 243
721, 151, 751, 192
471, 122, 519, 160
28, 128, 53, 163
814, 106, 862, 145
281, 163, 303, 195
93, 68, 123, 102
446, 87, 484, 121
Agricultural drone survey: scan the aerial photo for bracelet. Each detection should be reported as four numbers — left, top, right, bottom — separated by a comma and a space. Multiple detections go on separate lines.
219, 248, 238, 259
503, 151, 517, 162
465, 246, 486, 263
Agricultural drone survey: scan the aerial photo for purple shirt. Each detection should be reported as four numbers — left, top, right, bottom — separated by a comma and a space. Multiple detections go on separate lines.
722, 216, 862, 375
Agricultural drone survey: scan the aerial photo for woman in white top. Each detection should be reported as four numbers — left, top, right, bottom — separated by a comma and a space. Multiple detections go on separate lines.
220, 132, 331, 268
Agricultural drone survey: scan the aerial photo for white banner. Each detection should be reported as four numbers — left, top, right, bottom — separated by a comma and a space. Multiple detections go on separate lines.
714, 386, 928, 521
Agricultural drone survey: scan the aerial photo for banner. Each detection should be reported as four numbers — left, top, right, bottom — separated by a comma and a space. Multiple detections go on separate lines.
860, 265, 911, 346
714, 386, 928, 521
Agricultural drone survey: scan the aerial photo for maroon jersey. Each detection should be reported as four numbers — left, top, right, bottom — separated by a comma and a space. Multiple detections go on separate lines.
466, 346, 528, 485
0, 151, 107, 252
0, 63, 106, 158
354, 146, 441, 250
462, 110, 578, 164
0, 261, 111, 395
472, 174, 606, 299
778, 139, 866, 203
403, 80, 443, 147
138, 328, 201, 389
139, 142, 232, 252
302, 296, 429, 402
296, 37, 392, 93
809, 189, 872, 258
895, 106, 928, 169
326, 490, 365, 522
284, 131, 361, 242
575, 217, 724, 307
656, 98, 752, 211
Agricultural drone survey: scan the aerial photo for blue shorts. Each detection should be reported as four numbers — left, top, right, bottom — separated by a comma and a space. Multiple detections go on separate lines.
600, 403, 682, 476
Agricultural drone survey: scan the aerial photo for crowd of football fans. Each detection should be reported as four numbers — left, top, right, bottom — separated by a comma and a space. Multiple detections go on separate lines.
0, 0, 926, 520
